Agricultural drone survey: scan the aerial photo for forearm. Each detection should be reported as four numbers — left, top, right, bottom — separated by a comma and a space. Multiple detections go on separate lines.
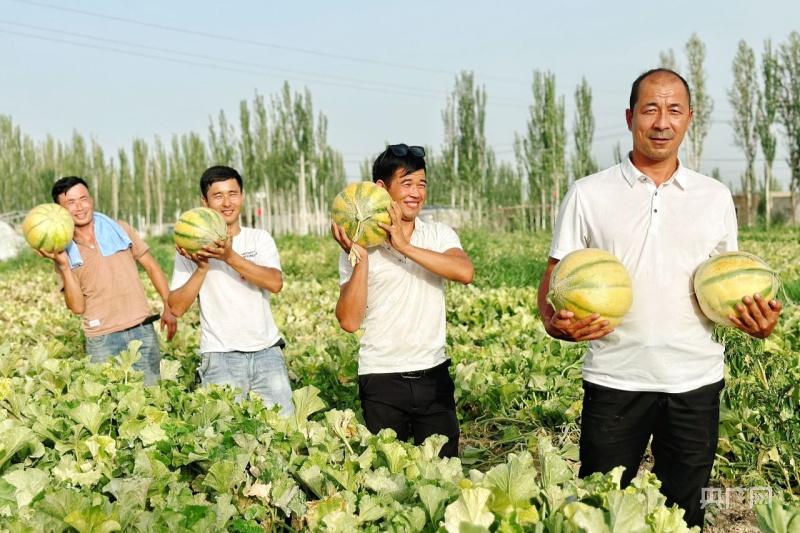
226, 253, 283, 293
401, 246, 474, 284
59, 265, 85, 314
168, 268, 206, 317
538, 259, 569, 340
142, 260, 171, 303
336, 264, 368, 333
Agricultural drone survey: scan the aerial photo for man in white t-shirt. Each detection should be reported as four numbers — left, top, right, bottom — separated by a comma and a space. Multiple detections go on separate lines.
538, 69, 782, 528
168, 166, 293, 414
332, 144, 474, 458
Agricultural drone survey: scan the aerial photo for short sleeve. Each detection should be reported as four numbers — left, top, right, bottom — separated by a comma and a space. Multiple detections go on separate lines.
715, 192, 739, 254
118, 220, 149, 259
549, 184, 588, 260
255, 231, 281, 271
436, 224, 462, 252
169, 253, 196, 291
338, 250, 353, 286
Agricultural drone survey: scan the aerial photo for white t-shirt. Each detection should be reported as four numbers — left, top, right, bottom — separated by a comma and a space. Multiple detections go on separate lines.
170, 227, 282, 354
550, 156, 738, 393
339, 218, 463, 375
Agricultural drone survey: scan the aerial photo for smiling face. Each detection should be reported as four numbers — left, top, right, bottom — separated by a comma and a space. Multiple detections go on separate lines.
378, 168, 427, 221
202, 178, 242, 227
626, 72, 693, 165
56, 184, 94, 227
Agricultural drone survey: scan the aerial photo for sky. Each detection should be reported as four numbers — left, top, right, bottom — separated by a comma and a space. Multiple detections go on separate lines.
1, 0, 799, 190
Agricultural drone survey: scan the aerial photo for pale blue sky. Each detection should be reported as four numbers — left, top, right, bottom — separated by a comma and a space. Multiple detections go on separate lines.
1, 0, 798, 189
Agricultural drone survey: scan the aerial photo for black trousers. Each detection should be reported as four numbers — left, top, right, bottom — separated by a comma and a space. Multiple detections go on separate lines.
358, 360, 460, 458
579, 379, 725, 529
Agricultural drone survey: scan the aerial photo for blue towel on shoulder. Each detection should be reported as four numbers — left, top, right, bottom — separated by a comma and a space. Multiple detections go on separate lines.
66, 213, 133, 268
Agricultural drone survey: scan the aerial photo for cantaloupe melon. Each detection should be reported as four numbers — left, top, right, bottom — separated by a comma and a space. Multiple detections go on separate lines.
173, 207, 227, 253
331, 182, 391, 264
547, 248, 633, 328
694, 251, 780, 326
22, 204, 75, 253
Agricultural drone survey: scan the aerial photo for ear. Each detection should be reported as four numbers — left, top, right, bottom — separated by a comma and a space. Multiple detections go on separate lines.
625, 109, 633, 131
201, 196, 208, 207
375, 180, 387, 190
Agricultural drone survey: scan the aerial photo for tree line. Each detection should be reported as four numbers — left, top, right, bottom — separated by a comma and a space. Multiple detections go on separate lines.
1, 32, 799, 232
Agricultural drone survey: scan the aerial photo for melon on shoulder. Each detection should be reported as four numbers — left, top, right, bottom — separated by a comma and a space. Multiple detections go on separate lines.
693, 251, 780, 326
546, 248, 633, 328
22, 203, 75, 253
173, 207, 227, 253
331, 181, 391, 264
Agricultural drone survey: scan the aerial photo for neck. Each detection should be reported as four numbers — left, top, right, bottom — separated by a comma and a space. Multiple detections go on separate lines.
629, 150, 679, 186
400, 217, 416, 239
74, 220, 95, 241
227, 221, 241, 237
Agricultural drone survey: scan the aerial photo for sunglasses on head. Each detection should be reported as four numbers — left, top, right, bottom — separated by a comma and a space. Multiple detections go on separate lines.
386, 143, 425, 158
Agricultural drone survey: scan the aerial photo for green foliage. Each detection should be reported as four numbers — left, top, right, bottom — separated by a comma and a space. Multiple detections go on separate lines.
0, 230, 798, 531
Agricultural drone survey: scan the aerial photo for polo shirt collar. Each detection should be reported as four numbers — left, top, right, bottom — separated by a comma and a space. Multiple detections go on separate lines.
620, 152, 690, 191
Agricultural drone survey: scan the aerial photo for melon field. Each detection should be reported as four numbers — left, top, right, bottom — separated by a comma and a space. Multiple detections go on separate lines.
0, 229, 799, 532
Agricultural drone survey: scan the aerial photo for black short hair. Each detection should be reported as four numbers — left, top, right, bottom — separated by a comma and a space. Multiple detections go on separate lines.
51, 176, 89, 203
372, 146, 426, 185
200, 166, 243, 198
629, 68, 692, 110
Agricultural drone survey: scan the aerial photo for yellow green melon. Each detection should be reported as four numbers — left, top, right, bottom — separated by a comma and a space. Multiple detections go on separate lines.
547, 248, 633, 328
693, 251, 780, 326
331, 181, 391, 264
173, 207, 227, 253
22, 203, 75, 253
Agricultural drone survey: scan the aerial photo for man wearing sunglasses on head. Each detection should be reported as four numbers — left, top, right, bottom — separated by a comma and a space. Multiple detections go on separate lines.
332, 144, 474, 458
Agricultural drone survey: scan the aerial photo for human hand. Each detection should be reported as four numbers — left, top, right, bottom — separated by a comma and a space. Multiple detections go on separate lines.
548, 310, 614, 341
377, 202, 411, 255
728, 293, 782, 339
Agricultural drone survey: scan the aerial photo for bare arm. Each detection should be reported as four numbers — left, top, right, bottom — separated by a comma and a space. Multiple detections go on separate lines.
336, 259, 368, 333
196, 237, 283, 293
538, 257, 613, 342
138, 251, 178, 340
331, 222, 368, 333
168, 250, 208, 318
398, 246, 473, 285
39, 249, 85, 315
225, 253, 283, 293
378, 203, 473, 284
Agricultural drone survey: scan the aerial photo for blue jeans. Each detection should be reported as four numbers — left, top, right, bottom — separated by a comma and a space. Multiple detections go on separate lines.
197, 346, 294, 415
85, 322, 161, 385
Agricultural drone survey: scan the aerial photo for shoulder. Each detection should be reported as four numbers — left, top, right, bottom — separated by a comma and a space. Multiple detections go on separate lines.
572, 164, 625, 193
683, 168, 733, 196
114, 219, 134, 233
417, 218, 452, 237
240, 227, 274, 242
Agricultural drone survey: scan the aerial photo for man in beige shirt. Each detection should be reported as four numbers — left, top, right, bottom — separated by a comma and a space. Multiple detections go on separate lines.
38, 176, 177, 384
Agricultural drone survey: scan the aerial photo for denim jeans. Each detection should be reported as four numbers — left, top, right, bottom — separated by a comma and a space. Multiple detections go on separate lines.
197, 346, 294, 415
85, 322, 161, 385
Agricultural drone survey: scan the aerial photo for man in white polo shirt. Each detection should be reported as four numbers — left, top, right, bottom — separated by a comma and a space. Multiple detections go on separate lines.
168, 165, 293, 415
332, 144, 474, 458
538, 69, 782, 528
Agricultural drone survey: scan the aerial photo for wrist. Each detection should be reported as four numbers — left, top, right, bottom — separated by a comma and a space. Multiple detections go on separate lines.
224, 251, 240, 266
398, 243, 414, 257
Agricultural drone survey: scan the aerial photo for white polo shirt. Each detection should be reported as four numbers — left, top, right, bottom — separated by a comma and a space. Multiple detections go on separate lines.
339, 218, 462, 375
550, 156, 738, 393
170, 227, 283, 354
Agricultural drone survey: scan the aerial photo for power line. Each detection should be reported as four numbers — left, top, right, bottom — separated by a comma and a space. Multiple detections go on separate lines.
0, 28, 462, 102
0, 19, 451, 99
0, 25, 533, 110
9, 0, 529, 85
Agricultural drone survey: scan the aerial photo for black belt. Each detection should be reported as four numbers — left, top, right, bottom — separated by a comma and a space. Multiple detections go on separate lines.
399, 360, 450, 379
122, 313, 160, 332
